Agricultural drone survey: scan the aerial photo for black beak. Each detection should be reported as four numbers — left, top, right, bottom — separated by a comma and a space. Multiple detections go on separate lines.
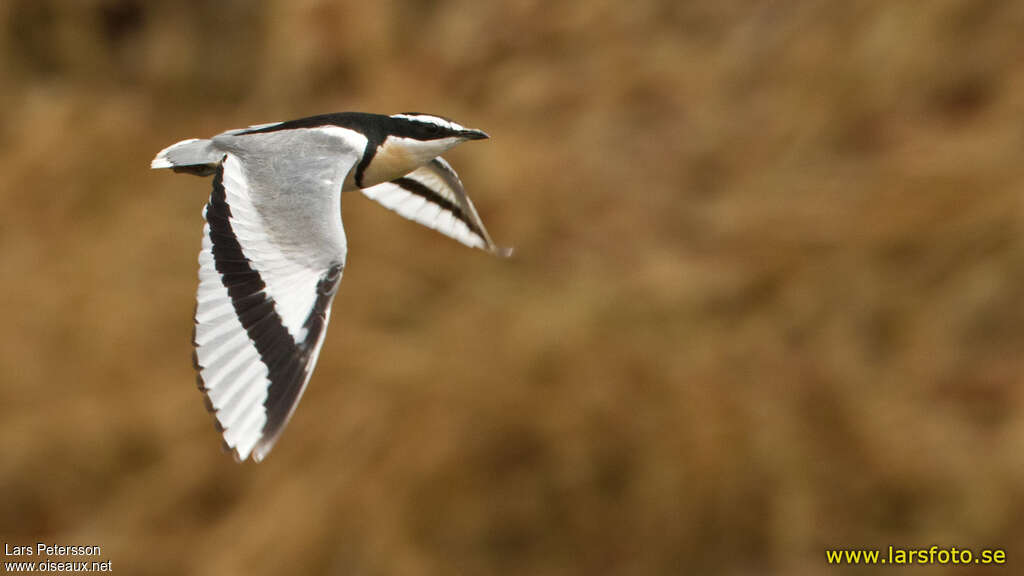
461, 129, 490, 140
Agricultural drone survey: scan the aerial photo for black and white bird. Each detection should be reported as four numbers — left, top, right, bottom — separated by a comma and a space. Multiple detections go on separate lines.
152, 112, 506, 462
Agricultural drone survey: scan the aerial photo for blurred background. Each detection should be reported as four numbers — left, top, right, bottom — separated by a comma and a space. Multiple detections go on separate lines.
1, 1, 1023, 574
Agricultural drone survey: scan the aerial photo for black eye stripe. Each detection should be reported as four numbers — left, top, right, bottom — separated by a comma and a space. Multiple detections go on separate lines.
409, 121, 451, 139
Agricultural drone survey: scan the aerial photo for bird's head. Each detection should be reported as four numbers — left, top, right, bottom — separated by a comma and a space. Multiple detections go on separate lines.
391, 113, 489, 144
358, 113, 488, 188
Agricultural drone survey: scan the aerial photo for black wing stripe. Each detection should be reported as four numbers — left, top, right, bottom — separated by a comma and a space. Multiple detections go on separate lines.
205, 166, 339, 446
261, 263, 342, 443
391, 177, 487, 240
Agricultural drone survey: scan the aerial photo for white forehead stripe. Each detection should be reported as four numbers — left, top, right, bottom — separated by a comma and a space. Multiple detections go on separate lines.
389, 114, 463, 132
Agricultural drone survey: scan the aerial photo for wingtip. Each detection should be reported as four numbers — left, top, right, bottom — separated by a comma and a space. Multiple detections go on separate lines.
222, 436, 260, 463
223, 440, 245, 463
493, 245, 515, 258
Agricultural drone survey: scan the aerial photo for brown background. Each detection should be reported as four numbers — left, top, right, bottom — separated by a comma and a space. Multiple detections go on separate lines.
2, 1, 1023, 574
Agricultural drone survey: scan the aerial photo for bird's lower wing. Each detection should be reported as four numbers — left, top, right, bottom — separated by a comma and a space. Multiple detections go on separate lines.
360, 157, 510, 256
193, 153, 346, 462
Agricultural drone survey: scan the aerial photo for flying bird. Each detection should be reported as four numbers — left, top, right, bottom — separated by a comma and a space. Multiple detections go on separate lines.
152, 112, 506, 462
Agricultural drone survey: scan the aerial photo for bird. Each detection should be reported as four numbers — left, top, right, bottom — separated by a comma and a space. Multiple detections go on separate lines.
151, 112, 507, 462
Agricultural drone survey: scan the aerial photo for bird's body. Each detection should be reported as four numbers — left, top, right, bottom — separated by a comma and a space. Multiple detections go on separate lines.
152, 112, 503, 462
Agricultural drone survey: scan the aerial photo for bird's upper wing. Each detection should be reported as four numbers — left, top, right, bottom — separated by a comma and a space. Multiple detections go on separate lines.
193, 129, 360, 461
359, 157, 510, 256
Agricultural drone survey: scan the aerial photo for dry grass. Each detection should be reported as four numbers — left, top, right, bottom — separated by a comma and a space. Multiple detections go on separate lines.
2, 1, 1024, 574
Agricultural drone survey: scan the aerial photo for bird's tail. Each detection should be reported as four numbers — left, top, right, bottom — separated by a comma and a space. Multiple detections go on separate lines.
151, 138, 223, 176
